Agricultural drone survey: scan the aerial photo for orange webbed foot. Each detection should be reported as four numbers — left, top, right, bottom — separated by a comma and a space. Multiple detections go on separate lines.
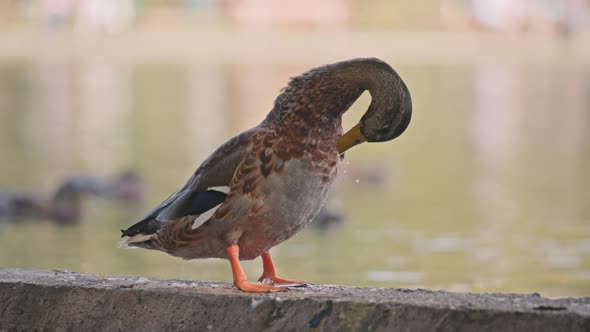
257, 251, 312, 288
235, 279, 286, 293
258, 275, 312, 287
227, 244, 287, 293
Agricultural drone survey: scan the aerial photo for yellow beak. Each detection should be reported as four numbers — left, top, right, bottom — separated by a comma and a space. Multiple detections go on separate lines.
337, 123, 367, 153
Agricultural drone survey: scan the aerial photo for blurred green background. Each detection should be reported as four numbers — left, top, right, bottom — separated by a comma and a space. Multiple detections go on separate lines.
0, 0, 589, 297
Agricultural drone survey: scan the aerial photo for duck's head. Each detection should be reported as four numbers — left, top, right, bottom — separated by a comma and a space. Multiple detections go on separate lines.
337, 59, 412, 153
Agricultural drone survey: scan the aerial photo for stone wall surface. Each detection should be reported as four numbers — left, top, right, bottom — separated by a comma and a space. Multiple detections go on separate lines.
1, 268, 589, 331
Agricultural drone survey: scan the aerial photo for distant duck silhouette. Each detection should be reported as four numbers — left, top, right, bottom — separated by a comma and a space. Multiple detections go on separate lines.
65, 170, 145, 202
311, 199, 346, 231
103, 170, 144, 202
0, 170, 144, 223
0, 182, 92, 223
0, 191, 44, 220
311, 165, 390, 231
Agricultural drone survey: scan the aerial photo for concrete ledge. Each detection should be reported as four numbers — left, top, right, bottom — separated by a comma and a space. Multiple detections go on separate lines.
1, 268, 589, 331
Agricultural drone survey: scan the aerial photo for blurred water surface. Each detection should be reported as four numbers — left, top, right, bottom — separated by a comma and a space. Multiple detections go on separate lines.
0, 58, 588, 297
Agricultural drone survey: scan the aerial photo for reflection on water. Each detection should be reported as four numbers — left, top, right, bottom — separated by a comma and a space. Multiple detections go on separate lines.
0, 59, 588, 297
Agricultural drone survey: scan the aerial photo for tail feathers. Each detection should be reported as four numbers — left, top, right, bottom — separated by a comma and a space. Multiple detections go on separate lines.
121, 217, 160, 237
119, 217, 161, 248
118, 233, 156, 249
126, 233, 154, 243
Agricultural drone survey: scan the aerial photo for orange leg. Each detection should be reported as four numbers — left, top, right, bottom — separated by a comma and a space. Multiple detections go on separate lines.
257, 251, 312, 287
227, 244, 285, 293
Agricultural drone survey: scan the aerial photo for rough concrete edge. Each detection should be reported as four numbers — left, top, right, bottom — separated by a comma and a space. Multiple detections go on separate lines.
1, 268, 590, 331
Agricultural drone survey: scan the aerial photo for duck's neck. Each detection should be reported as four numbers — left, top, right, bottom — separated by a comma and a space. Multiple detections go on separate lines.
264, 58, 396, 140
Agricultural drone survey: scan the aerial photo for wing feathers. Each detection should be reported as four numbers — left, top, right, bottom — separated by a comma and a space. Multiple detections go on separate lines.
121, 189, 228, 239
121, 129, 257, 240
192, 202, 222, 229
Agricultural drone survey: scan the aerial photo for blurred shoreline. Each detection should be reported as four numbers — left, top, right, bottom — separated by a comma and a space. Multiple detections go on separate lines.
0, 27, 588, 66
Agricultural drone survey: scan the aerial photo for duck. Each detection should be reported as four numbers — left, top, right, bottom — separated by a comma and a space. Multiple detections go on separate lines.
120, 58, 412, 293
0, 170, 142, 224
311, 198, 346, 231
61, 170, 144, 202
107, 170, 144, 202
0, 180, 96, 223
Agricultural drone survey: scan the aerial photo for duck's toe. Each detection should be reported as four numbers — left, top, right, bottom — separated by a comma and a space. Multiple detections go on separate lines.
258, 275, 313, 287
235, 280, 287, 293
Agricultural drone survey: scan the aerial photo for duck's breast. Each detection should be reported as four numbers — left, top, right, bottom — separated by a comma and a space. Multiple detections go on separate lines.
237, 153, 338, 259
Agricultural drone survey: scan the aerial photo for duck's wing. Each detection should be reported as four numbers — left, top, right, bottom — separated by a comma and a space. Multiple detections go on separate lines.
120, 128, 257, 242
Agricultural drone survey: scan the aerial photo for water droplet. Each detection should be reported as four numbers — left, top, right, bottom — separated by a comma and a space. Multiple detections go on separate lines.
355, 179, 359, 183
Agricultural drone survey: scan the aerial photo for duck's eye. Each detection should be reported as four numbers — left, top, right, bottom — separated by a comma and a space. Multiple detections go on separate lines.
380, 123, 391, 130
